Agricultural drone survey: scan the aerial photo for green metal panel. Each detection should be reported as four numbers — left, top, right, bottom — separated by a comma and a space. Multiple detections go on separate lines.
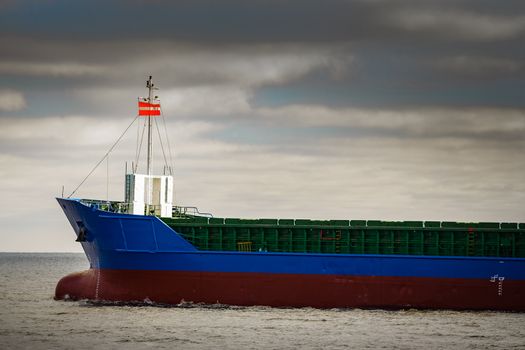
349, 229, 364, 254
440, 222, 500, 229
291, 228, 306, 252
366, 220, 382, 227
500, 232, 514, 257
483, 231, 498, 257
225, 218, 242, 225
364, 220, 423, 228
294, 219, 311, 226
277, 227, 290, 252
193, 216, 210, 224
379, 230, 393, 254
330, 220, 350, 226
424, 221, 441, 228
278, 219, 295, 226
442, 222, 471, 228
501, 223, 518, 229
161, 216, 525, 258
478, 222, 500, 229
516, 232, 525, 257
403, 221, 424, 228
258, 219, 278, 225
312, 220, 332, 226
350, 220, 366, 227
264, 227, 278, 251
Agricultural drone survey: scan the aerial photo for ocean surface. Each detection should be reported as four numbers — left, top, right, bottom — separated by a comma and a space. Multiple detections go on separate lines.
0, 253, 524, 350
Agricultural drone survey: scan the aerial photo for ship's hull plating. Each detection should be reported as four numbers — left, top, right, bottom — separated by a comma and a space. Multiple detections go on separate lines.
56, 198, 525, 311
56, 269, 525, 310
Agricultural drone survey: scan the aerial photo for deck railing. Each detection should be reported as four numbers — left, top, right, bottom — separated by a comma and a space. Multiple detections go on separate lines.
79, 199, 131, 214
78, 199, 212, 218
172, 206, 213, 218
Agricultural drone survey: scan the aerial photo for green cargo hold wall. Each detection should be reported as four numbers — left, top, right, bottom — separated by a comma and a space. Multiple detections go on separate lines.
161, 217, 525, 258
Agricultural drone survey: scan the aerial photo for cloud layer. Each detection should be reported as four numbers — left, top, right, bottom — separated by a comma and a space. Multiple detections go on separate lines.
0, 89, 26, 111
0, 0, 524, 251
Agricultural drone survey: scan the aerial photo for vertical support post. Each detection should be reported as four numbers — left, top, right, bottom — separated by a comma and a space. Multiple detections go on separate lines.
146, 76, 154, 214
106, 154, 109, 202
146, 76, 153, 177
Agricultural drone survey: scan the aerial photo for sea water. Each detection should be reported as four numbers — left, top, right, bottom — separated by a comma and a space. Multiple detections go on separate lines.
0, 253, 524, 349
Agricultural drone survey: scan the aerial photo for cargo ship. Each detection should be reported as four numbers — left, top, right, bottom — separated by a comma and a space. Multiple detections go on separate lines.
56, 77, 525, 311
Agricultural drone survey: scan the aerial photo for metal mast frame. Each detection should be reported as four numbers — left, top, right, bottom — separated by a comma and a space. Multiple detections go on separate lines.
146, 76, 155, 176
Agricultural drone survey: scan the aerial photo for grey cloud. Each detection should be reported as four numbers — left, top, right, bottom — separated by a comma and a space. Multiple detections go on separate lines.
0, 37, 351, 87
389, 10, 525, 41
254, 105, 525, 142
2, 1, 525, 48
432, 55, 524, 79
0, 62, 108, 77
2, 0, 524, 43
0, 89, 26, 111
1, 1, 525, 114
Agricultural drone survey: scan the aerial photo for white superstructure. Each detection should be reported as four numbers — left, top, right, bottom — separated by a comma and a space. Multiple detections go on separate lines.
125, 173, 173, 217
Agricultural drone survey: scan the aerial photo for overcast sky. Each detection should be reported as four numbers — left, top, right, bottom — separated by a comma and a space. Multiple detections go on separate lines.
1, 0, 524, 252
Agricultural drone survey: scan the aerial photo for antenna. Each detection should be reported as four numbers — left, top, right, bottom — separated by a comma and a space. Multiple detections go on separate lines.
146, 76, 154, 176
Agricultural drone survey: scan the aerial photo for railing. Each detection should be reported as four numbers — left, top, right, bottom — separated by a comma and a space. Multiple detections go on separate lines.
237, 241, 252, 252
78, 199, 213, 218
172, 206, 213, 218
79, 199, 131, 214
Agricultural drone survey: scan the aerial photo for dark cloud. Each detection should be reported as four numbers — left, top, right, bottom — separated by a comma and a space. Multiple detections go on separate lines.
0, 0, 524, 111
1, 0, 524, 42
431, 55, 525, 80
0, 0, 377, 42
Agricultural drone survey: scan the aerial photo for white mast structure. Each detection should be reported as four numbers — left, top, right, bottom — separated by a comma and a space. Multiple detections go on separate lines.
125, 76, 174, 217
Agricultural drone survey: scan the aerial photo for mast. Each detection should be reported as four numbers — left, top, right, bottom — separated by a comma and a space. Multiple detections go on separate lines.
146, 76, 154, 176
125, 76, 173, 217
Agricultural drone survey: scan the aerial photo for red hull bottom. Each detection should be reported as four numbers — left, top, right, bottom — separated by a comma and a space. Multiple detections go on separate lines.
55, 269, 525, 311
